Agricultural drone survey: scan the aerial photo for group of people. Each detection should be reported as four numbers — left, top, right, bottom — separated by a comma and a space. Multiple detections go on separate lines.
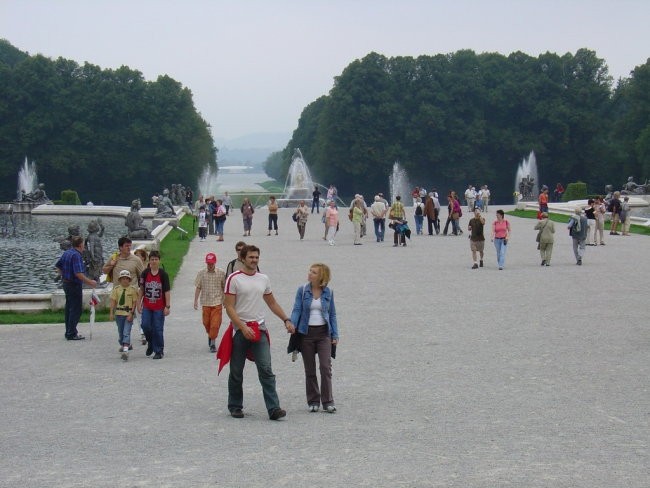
193, 242, 339, 420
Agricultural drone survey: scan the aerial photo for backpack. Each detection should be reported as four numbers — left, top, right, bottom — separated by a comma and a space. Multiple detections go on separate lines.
348, 208, 354, 221
415, 204, 423, 216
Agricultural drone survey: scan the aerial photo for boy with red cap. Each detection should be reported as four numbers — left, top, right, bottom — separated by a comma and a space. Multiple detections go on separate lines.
194, 252, 226, 353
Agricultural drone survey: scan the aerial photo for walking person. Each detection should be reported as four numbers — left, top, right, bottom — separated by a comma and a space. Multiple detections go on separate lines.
424, 193, 438, 235
467, 208, 485, 269
194, 252, 226, 353
370, 195, 387, 242
608, 191, 622, 235
325, 200, 339, 246
351, 198, 364, 245
294, 200, 309, 240
133, 248, 148, 345
55, 236, 98, 340
584, 199, 596, 246
267, 196, 279, 236
388, 195, 407, 247
290, 263, 339, 413
451, 194, 463, 235
220, 245, 295, 420
568, 207, 588, 265
213, 199, 227, 242
137, 250, 171, 359
241, 198, 254, 236
311, 186, 321, 213
223, 192, 232, 216
534, 212, 555, 266
414, 197, 424, 235
197, 205, 208, 241
490, 209, 511, 270
594, 196, 606, 245
109, 270, 138, 360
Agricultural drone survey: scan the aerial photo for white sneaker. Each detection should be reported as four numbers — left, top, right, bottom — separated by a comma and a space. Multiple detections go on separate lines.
308, 405, 319, 412
325, 405, 336, 413
121, 347, 129, 361
328, 240, 334, 246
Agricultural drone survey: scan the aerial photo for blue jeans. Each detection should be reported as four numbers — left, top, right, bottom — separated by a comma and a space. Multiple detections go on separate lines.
228, 330, 280, 415
115, 315, 133, 346
494, 238, 508, 268
414, 215, 424, 234
62, 281, 82, 339
141, 308, 165, 354
373, 218, 385, 241
311, 200, 319, 213
215, 218, 225, 236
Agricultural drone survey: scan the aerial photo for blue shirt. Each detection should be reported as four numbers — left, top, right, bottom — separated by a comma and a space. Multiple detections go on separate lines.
290, 284, 339, 340
56, 248, 85, 284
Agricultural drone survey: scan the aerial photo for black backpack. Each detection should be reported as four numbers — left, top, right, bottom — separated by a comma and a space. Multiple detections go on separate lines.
415, 204, 423, 216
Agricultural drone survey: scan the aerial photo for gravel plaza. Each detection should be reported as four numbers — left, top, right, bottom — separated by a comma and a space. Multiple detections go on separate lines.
0, 206, 648, 487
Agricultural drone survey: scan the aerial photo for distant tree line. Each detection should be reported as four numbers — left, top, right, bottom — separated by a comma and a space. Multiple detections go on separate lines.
0, 40, 216, 204
265, 49, 650, 202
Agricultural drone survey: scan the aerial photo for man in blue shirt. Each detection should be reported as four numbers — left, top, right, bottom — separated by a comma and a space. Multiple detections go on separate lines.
56, 236, 97, 340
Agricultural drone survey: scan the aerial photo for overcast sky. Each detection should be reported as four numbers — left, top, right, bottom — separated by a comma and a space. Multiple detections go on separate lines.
2, 0, 649, 142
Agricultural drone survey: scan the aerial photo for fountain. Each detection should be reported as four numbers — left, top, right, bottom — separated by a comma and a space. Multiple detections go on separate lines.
197, 163, 219, 198
514, 151, 539, 201
17, 157, 38, 200
389, 161, 411, 205
277, 149, 317, 207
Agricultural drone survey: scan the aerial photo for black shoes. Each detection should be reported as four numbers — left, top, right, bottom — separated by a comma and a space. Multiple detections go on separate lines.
231, 408, 244, 418
479, 260, 483, 267
67, 335, 85, 341
269, 408, 286, 420
472, 263, 479, 269
152, 352, 163, 359
146, 344, 153, 356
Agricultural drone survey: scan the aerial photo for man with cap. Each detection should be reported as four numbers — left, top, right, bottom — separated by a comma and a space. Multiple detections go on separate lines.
109, 269, 138, 360
55, 236, 98, 340
194, 252, 226, 353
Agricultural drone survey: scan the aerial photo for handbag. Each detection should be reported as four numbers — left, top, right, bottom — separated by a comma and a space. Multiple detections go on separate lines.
292, 212, 298, 222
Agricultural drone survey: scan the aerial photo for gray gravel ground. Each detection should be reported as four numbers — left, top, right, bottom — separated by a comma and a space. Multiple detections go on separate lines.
1, 206, 648, 487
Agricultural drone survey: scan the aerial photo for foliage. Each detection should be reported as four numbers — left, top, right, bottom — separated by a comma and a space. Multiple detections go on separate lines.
280, 49, 650, 202
0, 309, 110, 325
562, 182, 588, 201
506, 209, 650, 235
0, 41, 216, 204
60, 189, 81, 205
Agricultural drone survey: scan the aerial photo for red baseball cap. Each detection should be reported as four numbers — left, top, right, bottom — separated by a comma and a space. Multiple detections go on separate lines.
205, 253, 217, 264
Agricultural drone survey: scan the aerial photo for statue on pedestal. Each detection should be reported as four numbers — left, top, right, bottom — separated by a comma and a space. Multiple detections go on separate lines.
83, 219, 105, 281
154, 189, 175, 218
125, 199, 153, 239
18, 183, 51, 204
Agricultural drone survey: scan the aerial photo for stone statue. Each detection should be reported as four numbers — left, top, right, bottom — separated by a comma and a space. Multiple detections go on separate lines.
19, 183, 51, 203
604, 185, 614, 201
125, 199, 152, 239
54, 224, 81, 251
154, 189, 175, 218
518, 175, 535, 200
621, 176, 650, 195
83, 219, 105, 281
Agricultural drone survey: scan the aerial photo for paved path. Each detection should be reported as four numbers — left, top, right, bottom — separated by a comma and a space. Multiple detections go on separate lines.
1, 206, 648, 487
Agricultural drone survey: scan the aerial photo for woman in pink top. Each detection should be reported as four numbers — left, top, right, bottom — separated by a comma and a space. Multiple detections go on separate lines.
325, 201, 339, 246
490, 209, 511, 270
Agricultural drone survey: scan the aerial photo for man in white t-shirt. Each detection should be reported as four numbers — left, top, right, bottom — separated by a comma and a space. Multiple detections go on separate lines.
223, 245, 295, 420
464, 185, 476, 212
370, 195, 387, 242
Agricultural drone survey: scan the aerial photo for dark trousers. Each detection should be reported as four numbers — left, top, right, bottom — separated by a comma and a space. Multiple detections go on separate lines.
141, 308, 165, 354
300, 325, 333, 407
268, 214, 278, 231
63, 281, 83, 339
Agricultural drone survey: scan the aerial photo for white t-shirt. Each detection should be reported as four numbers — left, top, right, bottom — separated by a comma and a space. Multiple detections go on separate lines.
225, 270, 272, 328
308, 298, 325, 326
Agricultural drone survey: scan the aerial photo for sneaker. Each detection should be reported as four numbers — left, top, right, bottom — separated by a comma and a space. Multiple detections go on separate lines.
141, 334, 147, 345
231, 408, 244, 419
472, 263, 478, 269
545, 262, 550, 266
577, 259, 582, 265
308, 405, 319, 413
146, 344, 153, 356
209, 344, 216, 353
325, 405, 337, 413
121, 346, 129, 361
152, 352, 163, 359
479, 260, 483, 267
328, 240, 335, 246
541, 260, 546, 266
269, 408, 286, 420
600, 242, 605, 246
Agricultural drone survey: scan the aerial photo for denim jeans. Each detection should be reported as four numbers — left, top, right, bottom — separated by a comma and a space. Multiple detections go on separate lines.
62, 281, 82, 339
373, 218, 385, 241
494, 238, 508, 268
572, 238, 586, 261
215, 219, 225, 236
115, 315, 133, 346
414, 215, 424, 234
228, 330, 280, 414
141, 308, 165, 354
311, 200, 319, 213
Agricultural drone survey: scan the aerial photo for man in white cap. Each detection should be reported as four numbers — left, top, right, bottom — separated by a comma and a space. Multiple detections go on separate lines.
194, 252, 226, 353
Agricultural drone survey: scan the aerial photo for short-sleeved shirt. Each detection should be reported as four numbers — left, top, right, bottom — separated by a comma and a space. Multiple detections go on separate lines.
225, 270, 271, 328
110, 284, 138, 315
468, 217, 485, 241
194, 268, 226, 307
113, 254, 144, 289
140, 268, 170, 311
56, 248, 85, 284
